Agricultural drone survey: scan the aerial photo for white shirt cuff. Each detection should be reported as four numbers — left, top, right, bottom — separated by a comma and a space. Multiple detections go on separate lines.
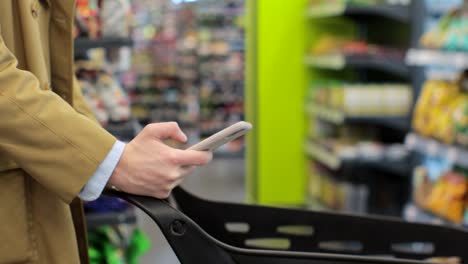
79, 140, 126, 201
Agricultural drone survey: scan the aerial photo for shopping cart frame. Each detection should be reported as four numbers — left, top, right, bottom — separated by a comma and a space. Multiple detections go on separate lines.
104, 187, 468, 264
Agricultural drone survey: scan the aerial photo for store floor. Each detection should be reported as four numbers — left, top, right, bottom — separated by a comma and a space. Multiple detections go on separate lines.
137, 158, 246, 264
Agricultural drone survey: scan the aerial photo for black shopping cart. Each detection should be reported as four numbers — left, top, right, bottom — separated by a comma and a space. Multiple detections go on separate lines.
105, 187, 468, 264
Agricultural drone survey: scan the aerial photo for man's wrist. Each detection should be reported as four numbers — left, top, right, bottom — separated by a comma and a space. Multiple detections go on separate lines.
79, 140, 126, 201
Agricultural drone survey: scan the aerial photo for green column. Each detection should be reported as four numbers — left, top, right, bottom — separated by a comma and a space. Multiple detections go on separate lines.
246, 0, 309, 206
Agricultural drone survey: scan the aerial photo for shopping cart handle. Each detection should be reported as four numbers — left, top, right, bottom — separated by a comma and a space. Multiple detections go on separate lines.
103, 188, 237, 264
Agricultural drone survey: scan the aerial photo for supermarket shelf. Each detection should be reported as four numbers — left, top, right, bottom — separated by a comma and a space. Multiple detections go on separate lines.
131, 101, 181, 109
306, 103, 345, 123
199, 53, 230, 59
305, 141, 412, 177
306, 103, 410, 131
196, 7, 243, 16
304, 54, 409, 77
405, 203, 465, 228
306, 196, 334, 212
74, 37, 133, 53
416, 205, 459, 226
405, 133, 468, 169
86, 209, 137, 230
305, 141, 341, 170
406, 49, 468, 69
357, 156, 413, 178
306, 3, 410, 22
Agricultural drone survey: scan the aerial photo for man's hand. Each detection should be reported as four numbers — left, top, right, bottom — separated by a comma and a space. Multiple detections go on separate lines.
108, 122, 212, 199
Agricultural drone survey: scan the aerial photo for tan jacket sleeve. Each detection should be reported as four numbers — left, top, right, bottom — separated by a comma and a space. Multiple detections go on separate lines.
72, 75, 99, 123
0, 34, 116, 204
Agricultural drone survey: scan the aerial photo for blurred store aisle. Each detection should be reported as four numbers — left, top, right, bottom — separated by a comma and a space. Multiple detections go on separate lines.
138, 158, 245, 264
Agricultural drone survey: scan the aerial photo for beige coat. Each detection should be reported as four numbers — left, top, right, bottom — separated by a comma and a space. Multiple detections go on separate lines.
0, 0, 117, 263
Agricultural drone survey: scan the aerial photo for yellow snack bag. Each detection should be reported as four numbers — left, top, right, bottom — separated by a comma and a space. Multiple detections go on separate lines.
413, 80, 459, 137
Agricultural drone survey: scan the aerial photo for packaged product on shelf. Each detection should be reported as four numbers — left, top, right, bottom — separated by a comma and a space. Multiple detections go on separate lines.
308, 161, 368, 213
96, 73, 132, 122
412, 79, 459, 140
100, 0, 132, 38
453, 98, 468, 145
329, 83, 344, 109
412, 153, 468, 224
425, 171, 467, 223
76, 61, 132, 123
79, 79, 110, 126
426, 0, 463, 15
309, 35, 406, 62
412, 167, 431, 209
412, 72, 468, 146
420, 6, 468, 51
308, 161, 323, 200
309, 35, 353, 55
75, 0, 100, 39
76, 0, 133, 39
309, 83, 412, 116
431, 98, 458, 144
310, 82, 327, 105
454, 72, 468, 145
130, 105, 150, 123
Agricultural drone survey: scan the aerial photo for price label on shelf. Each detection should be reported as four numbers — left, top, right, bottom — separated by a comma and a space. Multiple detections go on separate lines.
405, 133, 416, 149
447, 147, 458, 162
427, 141, 438, 156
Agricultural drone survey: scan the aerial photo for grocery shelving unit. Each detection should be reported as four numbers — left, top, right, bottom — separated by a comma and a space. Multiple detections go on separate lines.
404, 132, 468, 226
244, 0, 429, 208
305, 103, 410, 131
404, 203, 460, 227
305, 2, 410, 22
302, 0, 423, 216
304, 141, 341, 170
195, 0, 246, 157
304, 54, 409, 78
406, 49, 468, 69
405, 133, 468, 169
305, 141, 412, 178
74, 37, 133, 53
402, 0, 468, 226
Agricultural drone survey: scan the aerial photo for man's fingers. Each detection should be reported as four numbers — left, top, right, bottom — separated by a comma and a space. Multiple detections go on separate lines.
146, 122, 187, 143
171, 149, 213, 166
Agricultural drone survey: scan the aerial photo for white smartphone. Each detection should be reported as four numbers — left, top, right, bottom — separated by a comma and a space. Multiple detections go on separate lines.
188, 121, 253, 151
